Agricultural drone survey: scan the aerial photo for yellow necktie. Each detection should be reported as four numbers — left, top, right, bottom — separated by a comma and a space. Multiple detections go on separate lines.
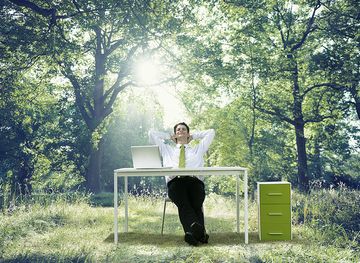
179, 145, 185, 168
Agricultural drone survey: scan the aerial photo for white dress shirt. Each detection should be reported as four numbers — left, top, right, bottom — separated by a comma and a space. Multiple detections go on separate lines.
149, 129, 215, 184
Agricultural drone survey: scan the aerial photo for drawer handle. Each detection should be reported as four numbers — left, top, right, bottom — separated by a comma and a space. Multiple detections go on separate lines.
267, 193, 283, 196
269, 232, 283, 235
268, 213, 283, 216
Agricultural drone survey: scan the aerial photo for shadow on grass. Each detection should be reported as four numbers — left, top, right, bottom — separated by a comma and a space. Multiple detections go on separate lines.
0, 254, 90, 263
111, 210, 301, 247
105, 231, 263, 246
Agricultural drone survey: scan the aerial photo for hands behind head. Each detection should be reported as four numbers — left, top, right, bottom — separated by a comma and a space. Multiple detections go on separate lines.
187, 135, 193, 143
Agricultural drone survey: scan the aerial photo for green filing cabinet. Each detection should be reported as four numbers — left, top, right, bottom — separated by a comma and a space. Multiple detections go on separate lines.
257, 182, 292, 241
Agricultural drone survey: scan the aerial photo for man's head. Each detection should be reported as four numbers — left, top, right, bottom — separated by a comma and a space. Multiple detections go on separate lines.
173, 122, 190, 143
173, 122, 190, 134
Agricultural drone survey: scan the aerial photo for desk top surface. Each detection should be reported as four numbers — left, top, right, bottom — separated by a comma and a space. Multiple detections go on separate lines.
114, 166, 247, 175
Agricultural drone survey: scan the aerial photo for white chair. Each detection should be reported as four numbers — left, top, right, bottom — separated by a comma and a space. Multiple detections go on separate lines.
161, 196, 172, 235
161, 196, 205, 235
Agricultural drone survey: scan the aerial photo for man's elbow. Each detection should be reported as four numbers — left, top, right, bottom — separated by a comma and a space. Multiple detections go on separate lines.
148, 130, 155, 143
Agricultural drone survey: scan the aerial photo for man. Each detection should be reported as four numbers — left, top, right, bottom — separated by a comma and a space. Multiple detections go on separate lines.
149, 122, 215, 246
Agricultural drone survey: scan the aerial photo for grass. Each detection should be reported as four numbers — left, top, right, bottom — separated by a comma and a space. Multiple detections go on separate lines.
0, 191, 359, 263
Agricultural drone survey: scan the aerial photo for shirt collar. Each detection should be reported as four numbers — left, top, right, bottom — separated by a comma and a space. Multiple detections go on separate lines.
176, 144, 189, 148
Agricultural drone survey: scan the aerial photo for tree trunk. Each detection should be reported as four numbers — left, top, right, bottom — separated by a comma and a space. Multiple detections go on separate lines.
85, 139, 104, 193
291, 55, 310, 192
349, 84, 360, 120
313, 137, 322, 181
249, 56, 256, 158
15, 155, 33, 196
294, 122, 310, 192
63, 27, 137, 193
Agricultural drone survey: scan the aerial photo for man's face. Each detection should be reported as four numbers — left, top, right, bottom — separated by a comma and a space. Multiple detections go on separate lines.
175, 124, 189, 138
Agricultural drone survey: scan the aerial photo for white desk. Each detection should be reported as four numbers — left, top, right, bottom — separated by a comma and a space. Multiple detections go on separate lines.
114, 167, 248, 244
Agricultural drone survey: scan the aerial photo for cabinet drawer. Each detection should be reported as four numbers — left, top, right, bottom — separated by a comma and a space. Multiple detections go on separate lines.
260, 204, 291, 224
260, 222, 291, 241
259, 183, 290, 204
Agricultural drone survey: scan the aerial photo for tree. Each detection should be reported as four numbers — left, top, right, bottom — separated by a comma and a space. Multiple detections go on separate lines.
1, 2, 89, 195
0, 63, 85, 195
311, 0, 360, 119
218, 0, 360, 192
4, 0, 182, 192
173, 0, 359, 192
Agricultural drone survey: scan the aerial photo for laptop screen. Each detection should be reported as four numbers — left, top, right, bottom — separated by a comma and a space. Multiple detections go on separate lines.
131, 145, 163, 168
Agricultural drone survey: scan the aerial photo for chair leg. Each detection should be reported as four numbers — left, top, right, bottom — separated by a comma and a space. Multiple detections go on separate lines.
161, 199, 205, 235
202, 206, 205, 227
161, 198, 167, 235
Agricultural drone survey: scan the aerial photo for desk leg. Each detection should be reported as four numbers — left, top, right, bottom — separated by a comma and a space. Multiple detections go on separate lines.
114, 173, 118, 244
124, 176, 128, 232
244, 170, 248, 244
236, 174, 240, 233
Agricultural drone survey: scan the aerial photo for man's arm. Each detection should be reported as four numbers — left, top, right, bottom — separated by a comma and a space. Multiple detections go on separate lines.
148, 130, 171, 154
192, 129, 215, 154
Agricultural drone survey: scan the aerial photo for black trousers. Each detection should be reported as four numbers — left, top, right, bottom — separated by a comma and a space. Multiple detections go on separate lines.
167, 176, 205, 233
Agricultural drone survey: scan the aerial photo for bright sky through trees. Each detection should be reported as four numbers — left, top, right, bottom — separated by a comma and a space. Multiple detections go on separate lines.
133, 57, 189, 128
134, 59, 160, 85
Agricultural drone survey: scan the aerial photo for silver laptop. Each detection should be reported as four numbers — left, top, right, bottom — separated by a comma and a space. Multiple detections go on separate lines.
131, 145, 165, 169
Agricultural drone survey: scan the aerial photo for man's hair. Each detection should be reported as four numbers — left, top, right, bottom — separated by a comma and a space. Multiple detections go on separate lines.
173, 122, 190, 133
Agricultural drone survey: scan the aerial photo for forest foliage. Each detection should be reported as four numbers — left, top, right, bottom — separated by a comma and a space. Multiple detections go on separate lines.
0, 0, 359, 200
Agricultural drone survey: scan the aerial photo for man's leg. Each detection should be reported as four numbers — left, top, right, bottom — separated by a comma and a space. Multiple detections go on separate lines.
188, 178, 208, 243
188, 178, 205, 226
167, 177, 199, 233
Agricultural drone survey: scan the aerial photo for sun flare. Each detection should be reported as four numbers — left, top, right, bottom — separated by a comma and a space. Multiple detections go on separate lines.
132, 56, 189, 128
134, 59, 160, 86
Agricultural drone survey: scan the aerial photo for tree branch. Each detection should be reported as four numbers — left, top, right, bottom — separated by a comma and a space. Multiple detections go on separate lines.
105, 38, 126, 56
103, 81, 133, 118
102, 44, 140, 115
273, 6, 287, 49
8, 0, 58, 28
72, 0, 82, 13
254, 104, 295, 125
57, 63, 94, 129
9, 0, 56, 17
132, 75, 181, 88
8, 0, 104, 28
304, 115, 335, 124
302, 83, 347, 98
103, 44, 139, 100
291, 0, 321, 52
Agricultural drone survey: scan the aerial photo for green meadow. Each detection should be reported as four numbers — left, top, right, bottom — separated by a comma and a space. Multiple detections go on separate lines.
1, 189, 359, 263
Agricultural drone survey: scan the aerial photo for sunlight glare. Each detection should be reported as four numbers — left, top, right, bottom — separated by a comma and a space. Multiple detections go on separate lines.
134, 59, 160, 86
133, 55, 190, 128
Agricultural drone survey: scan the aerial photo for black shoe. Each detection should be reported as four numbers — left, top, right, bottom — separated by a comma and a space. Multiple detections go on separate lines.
184, 232, 199, 246
190, 222, 206, 241
199, 233, 209, 244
